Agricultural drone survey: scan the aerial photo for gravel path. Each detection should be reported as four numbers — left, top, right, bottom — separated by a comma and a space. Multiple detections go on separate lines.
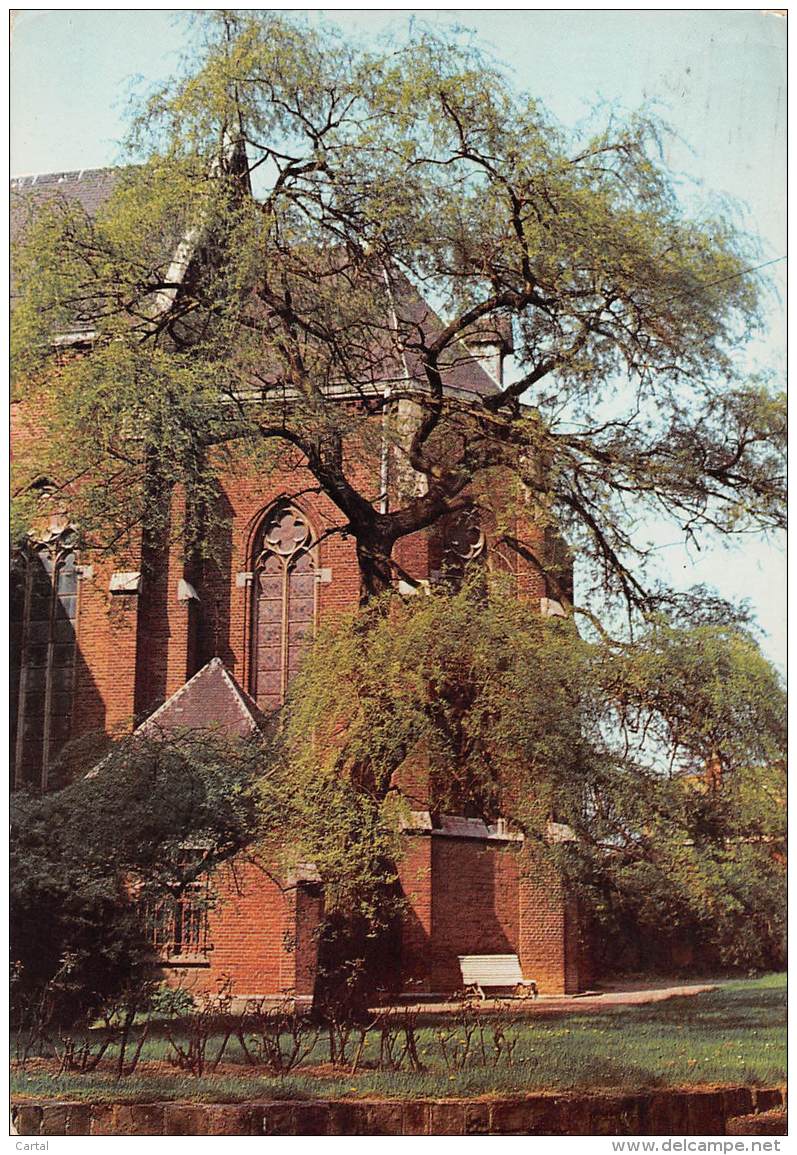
385, 980, 719, 1016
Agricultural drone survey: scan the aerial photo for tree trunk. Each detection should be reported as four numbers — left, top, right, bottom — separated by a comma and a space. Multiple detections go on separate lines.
311, 886, 403, 1024
355, 534, 395, 604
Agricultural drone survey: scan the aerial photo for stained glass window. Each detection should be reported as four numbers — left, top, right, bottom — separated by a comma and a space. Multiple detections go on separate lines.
11, 528, 78, 792
251, 505, 317, 711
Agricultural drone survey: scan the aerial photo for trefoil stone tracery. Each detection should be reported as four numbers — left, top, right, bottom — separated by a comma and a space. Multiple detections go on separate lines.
250, 504, 318, 711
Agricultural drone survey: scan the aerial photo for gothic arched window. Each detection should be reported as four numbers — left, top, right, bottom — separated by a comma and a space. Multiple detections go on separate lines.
251, 504, 317, 711
440, 507, 485, 586
11, 527, 78, 792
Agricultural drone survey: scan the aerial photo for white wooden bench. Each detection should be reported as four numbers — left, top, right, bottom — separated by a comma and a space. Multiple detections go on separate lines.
457, 954, 538, 1000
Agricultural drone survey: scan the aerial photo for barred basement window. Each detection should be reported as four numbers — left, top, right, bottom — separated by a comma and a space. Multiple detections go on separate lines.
11, 527, 79, 792
250, 503, 318, 711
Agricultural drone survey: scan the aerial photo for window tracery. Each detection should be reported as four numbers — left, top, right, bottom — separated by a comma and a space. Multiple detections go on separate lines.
11, 526, 79, 791
440, 507, 486, 584
140, 861, 210, 961
251, 504, 317, 711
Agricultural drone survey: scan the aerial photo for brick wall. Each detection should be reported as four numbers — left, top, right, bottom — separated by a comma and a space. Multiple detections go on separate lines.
135, 491, 195, 717
13, 398, 581, 998
395, 833, 577, 997
294, 883, 325, 999
13, 398, 563, 747
396, 836, 433, 992
517, 844, 583, 995
159, 832, 578, 1000
74, 557, 140, 736
163, 856, 324, 1001
429, 837, 520, 991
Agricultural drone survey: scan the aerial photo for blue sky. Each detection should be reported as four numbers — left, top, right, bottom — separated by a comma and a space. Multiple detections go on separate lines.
10, 9, 786, 665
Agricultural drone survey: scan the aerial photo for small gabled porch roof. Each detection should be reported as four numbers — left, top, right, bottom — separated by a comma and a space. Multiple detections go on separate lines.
137, 657, 267, 739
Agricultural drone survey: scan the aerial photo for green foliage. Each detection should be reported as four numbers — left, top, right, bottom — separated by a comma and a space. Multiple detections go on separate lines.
559, 618, 786, 972
147, 983, 196, 1019
265, 578, 785, 971
11, 10, 784, 610
9, 9, 786, 1008
274, 576, 595, 830
604, 619, 786, 776
9, 975, 788, 1100
10, 730, 266, 1025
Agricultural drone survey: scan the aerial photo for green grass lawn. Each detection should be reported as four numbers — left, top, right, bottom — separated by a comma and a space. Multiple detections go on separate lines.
11, 974, 785, 1103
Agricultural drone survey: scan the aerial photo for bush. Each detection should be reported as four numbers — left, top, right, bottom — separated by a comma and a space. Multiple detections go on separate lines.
11, 729, 265, 1026
147, 983, 196, 1019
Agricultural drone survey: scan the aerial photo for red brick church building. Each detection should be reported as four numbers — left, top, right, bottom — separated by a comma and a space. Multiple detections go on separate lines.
11, 169, 587, 1001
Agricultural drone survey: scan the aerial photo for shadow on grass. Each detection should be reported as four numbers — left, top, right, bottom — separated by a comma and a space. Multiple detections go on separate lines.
10, 1045, 680, 1103
567, 985, 786, 1037
11, 975, 786, 1102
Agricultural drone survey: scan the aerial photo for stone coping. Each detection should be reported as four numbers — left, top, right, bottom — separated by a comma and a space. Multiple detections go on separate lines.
12, 1085, 786, 1137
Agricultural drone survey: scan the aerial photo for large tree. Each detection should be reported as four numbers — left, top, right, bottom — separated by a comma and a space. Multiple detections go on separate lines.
12, 10, 784, 617
264, 580, 785, 993
12, 12, 785, 1014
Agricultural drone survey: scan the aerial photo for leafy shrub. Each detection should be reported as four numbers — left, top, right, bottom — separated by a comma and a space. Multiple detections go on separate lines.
10, 730, 264, 1026
148, 983, 196, 1019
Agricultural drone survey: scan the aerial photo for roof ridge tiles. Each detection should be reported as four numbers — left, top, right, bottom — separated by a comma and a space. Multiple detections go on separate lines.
10, 166, 117, 188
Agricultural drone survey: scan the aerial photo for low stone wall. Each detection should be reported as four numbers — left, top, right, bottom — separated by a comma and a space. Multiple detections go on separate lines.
726, 1110, 787, 1136
12, 1086, 785, 1136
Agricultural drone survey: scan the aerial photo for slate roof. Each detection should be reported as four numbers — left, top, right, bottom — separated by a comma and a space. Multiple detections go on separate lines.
388, 273, 503, 397
10, 168, 120, 247
10, 169, 121, 315
84, 658, 265, 780
11, 166, 501, 397
137, 657, 267, 739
